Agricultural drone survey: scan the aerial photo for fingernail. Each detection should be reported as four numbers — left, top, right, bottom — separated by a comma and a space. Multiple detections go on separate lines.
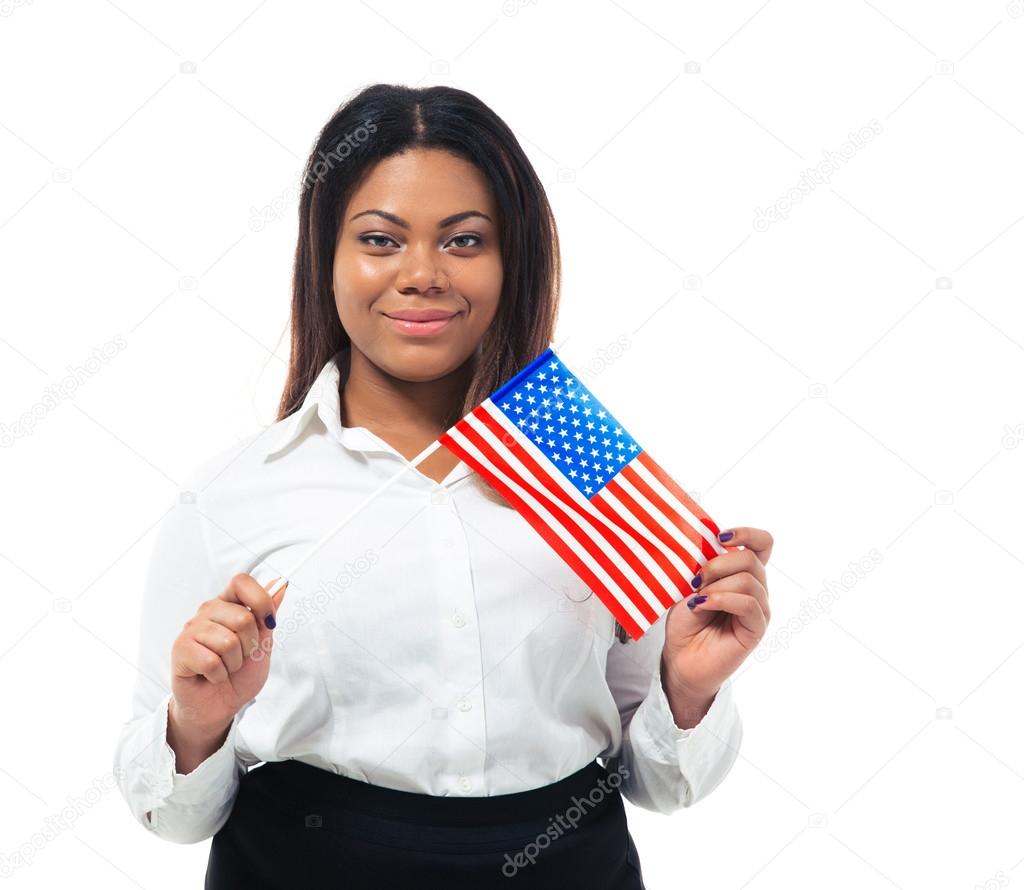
687, 594, 708, 610
265, 613, 276, 630
691, 573, 703, 588
718, 530, 734, 542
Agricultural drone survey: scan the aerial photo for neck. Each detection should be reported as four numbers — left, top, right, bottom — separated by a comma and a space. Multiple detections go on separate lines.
339, 346, 474, 440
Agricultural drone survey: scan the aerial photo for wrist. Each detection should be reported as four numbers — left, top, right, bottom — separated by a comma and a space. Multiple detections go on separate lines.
660, 653, 719, 730
167, 698, 233, 766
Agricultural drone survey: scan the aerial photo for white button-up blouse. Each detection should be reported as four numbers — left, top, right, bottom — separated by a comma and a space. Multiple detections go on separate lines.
113, 347, 743, 844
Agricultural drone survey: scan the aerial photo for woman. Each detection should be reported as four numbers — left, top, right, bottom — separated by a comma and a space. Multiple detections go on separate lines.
114, 83, 772, 888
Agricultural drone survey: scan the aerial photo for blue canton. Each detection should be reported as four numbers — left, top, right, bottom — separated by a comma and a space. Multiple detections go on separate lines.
489, 349, 641, 499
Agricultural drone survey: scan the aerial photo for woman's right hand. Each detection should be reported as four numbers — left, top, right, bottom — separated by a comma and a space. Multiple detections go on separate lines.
168, 573, 288, 763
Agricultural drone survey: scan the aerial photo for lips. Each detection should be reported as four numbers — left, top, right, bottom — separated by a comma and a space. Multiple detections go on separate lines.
383, 308, 459, 322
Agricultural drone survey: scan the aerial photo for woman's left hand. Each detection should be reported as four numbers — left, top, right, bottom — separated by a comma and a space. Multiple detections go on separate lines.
661, 526, 773, 700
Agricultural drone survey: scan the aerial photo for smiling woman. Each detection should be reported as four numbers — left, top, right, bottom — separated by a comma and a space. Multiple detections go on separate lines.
113, 83, 745, 890
278, 85, 561, 497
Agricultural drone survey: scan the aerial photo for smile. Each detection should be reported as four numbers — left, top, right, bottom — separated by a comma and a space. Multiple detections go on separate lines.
384, 314, 459, 337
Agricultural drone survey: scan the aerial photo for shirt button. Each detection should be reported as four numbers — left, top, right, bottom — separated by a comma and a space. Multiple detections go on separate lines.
430, 490, 449, 506
451, 611, 466, 628
458, 775, 472, 792
457, 698, 471, 712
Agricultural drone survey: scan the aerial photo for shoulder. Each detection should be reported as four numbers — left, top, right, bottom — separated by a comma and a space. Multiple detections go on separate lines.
182, 421, 286, 496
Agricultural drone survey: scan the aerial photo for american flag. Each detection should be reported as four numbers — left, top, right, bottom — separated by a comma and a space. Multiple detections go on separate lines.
439, 347, 731, 641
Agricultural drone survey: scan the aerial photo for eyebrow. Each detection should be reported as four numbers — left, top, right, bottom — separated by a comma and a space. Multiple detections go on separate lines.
348, 209, 493, 229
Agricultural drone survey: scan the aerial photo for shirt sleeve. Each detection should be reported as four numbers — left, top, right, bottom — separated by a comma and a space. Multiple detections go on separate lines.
599, 612, 743, 815
112, 470, 255, 844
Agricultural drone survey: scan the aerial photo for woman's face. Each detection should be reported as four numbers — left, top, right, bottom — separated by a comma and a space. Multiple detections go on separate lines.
333, 148, 503, 383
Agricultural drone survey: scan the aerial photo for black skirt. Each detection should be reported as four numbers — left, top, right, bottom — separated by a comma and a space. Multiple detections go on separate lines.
205, 758, 647, 889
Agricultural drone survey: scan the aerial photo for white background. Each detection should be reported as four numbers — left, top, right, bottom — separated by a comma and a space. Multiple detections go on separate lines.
2, 1, 1023, 887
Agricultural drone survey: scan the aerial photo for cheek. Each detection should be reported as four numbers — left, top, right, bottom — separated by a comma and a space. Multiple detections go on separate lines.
459, 258, 502, 318
335, 250, 390, 293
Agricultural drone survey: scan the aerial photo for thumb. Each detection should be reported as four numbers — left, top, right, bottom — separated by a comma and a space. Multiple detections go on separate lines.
272, 581, 288, 612
255, 577, 288, 652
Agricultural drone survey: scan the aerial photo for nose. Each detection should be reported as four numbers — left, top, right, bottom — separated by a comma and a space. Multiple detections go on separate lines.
395, 244, 453, 294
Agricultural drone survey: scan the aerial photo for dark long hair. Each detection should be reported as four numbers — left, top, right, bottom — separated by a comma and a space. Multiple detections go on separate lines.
277, 83, 629, 643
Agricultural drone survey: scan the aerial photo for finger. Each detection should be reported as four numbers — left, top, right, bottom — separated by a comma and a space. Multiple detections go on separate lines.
265, 575, 290, 600
691, 548, 767, 592
716, 526, 773, 566
218, 573, 278, 632
690, 590, 769, 641
689, 573, 770, 623
201, 600, 260, 659
191, 618, 245, 673
266, 577, 288, 612
174, 638, 230, 685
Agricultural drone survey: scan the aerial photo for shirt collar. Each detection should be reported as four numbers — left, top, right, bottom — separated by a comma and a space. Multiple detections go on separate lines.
262, 347, 474, 486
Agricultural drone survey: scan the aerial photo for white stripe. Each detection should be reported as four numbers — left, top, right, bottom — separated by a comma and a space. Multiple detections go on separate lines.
614, 472, 708, 566
630, 458, 725, 556
597, 484, 694, 596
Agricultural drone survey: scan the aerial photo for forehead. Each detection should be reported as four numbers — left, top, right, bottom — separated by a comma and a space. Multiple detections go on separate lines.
345, 149, 497, 222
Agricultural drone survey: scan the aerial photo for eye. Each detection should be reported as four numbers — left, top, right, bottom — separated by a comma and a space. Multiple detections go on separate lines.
447, 233, 483, 249
359, 233, 398, 248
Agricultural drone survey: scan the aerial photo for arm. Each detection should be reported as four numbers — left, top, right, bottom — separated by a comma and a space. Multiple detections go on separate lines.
112, 471, 253, 844
599, 613, 743, 815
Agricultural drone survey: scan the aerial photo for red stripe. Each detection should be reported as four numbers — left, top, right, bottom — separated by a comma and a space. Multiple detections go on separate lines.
470, 407, 676, 610
438, 431, 646, 641
589, 489, 689, 597
605, 478, 702, 576
620, 464, 715, 561
637, 452, 721, 559
453, 407, 661, 625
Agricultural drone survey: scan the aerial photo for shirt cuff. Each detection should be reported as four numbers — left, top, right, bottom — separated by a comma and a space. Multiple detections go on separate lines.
125, 693, 249, 815
162, 696, 250, 801
632, 663, 739, 768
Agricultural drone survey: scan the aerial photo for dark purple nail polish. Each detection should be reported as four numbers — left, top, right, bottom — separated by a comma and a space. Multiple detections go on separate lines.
687, 594, 708, 610
718, 530, 734, 542
265, 613, 276, 630
691, 573, 703, 588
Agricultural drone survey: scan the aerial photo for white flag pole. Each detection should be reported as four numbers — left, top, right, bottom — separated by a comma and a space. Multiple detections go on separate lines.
264, 438, 443, 597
